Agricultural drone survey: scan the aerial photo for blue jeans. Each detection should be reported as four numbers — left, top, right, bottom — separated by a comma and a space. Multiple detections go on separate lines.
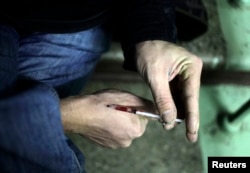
0, 24, 110, 173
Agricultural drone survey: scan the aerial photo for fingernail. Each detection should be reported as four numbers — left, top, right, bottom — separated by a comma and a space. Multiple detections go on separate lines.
164, 124, 174, 130
162, 110, 175, 124
190, 135, 198, 143
187, 131, 198, 143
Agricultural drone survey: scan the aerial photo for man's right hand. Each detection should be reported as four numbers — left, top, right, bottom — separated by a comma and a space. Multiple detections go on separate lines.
135, 40, 203, 143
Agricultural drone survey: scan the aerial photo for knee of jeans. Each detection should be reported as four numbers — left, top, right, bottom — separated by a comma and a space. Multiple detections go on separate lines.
0, 79, 59, 113
0, 79, 89, 173
0, 79, 58, 158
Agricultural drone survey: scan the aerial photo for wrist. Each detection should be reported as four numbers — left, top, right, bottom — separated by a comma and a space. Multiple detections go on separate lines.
60, 97, 76, 132
60, 95, 89, 133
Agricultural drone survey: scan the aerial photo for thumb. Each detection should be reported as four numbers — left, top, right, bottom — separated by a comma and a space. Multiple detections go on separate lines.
149, 72, 177, 130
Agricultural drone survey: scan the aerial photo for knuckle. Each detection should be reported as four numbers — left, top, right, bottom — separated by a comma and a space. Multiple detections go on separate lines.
136, 127, 145, 138
120, 140, 132, 148
130, 124, 145, 138
192, 55, 203, 68
197, 57, 203, 67
155, 96, 173, 111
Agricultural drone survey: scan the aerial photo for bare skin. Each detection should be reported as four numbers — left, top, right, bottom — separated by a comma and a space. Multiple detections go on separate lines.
136, 40, 203, 143
61, 89, 155, 149
61, 40, 203, 148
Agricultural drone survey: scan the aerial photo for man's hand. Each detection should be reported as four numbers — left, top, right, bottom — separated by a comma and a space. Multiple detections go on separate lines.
60, 89, 155, 149
135, 40, 203, 143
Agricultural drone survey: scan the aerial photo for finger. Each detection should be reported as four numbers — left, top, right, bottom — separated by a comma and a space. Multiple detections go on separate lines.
149, 69, 177, 130
135, 116, 148, 138
182, 59, 202, 143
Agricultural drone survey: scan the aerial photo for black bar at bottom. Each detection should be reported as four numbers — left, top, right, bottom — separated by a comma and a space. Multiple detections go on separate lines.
208, 157, 250, 173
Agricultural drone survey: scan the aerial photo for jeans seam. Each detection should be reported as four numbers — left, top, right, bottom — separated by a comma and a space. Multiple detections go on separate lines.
70, 149, 83, 173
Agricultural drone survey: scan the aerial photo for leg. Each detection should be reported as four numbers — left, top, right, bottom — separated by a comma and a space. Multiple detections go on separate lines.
18, 25, 111, 98
0, 80, 85, 173
0, 24, 110, 173
0, 24, 85, 173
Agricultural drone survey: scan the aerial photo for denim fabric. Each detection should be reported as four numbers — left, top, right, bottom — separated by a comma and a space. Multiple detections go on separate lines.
0, 25, 19, 94
18, 25, 110, 98
0, 24, 110, 173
